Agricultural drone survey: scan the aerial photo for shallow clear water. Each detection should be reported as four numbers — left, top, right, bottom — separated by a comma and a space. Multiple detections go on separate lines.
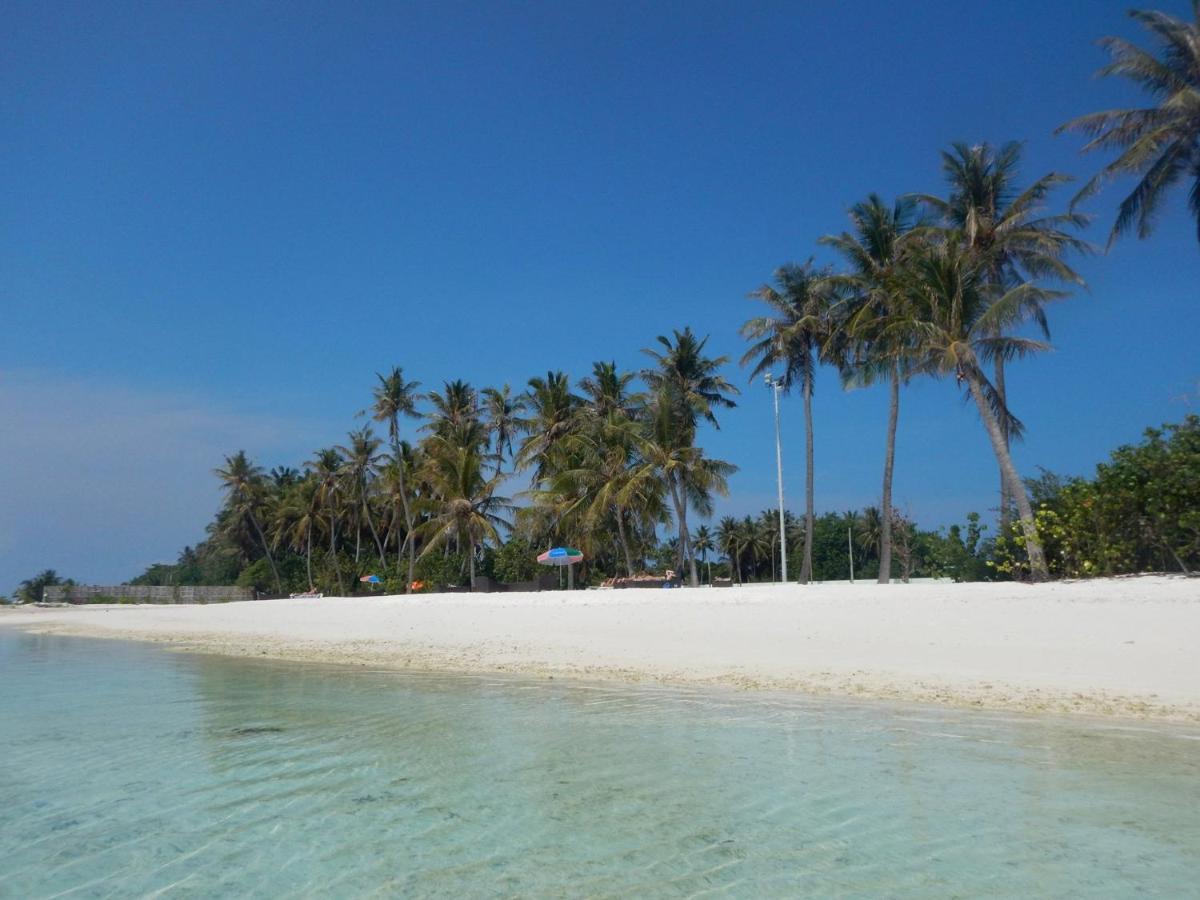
1, 632, 1198, 898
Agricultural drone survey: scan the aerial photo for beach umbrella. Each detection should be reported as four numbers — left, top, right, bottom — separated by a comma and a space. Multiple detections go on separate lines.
537, 547, 583, 589
359, 574, 381, 587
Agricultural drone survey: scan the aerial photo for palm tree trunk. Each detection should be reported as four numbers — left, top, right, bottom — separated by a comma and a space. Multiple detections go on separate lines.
362, 491, 386, 562
995, 357, 1012, 534
390, 429, 417, 593
967, 373, 1048, 581
801, 379, 815, 584
878, 369, 900, 584
668, 474, 698, 586
305, 519, 313, 589
615, 506, 635, 576
248, 512, 282, 593
328, 510, 346, 595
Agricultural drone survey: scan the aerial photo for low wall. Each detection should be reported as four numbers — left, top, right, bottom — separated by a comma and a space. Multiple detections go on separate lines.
44, 584, 255, 605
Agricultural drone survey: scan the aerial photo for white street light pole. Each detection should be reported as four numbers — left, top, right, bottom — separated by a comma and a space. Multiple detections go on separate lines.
765, 374, 788, 583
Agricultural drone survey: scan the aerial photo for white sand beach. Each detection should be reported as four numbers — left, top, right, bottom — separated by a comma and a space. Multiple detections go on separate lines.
4, 576, 1198, 721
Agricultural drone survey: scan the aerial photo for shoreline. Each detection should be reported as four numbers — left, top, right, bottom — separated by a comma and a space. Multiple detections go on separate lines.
3, 576, 1198, 722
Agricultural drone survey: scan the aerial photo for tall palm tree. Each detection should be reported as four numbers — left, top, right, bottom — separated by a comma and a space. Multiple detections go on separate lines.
425, 380, 484, 448
716, 515, 743, 583
214, 451, 281, 593
338, 426, 389, 563
419, 437, 513, 584
368, 367, 422, 589
1058, 2, 1200, 244
823, 195, 924, 583
622, 393, 736, 586
894, 237, 1065, 580
482, 384, 525, 476
273, 476, 320, 589
579, 361, 640, 420
692, 524, 714, 584
516, 371, 581, 482
641, 328, 739, 432
311, 447, 347, 595
741, 261, 836, 583
916, 143, 1088, 530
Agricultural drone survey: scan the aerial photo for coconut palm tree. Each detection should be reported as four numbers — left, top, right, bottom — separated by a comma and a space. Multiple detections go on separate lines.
368, 367, 422, 588
516, 371, 581, 482
214, 451, 281, 593
622, 392, 736, 586
716, 515, 743, 583
1058, 2, 1200, 244
893, 237, 1065, 580
692, 524, 714, 584
641, 328, 739, 432
579, 361, 640, 420
822, 195, 924, 583
310, 447, 347, 595
482, 384, 525, 476
337, 426, 387, 563
741, 261, 836, 583
419, 437, 513, 584
273, 476, 320, 589
915, 143, 1088, 531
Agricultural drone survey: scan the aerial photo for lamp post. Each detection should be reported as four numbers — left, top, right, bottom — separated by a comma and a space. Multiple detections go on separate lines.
765, 374, 788, 583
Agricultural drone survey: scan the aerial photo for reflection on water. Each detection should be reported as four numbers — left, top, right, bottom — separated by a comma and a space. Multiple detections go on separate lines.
1, 632, 1198, 897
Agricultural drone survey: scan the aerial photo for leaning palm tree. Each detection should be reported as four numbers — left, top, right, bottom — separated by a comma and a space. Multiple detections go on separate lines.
214, 451, 281, 592
893, 237, 1065, 580
823, 195, 924, 583
1058, 2, 1200, 244
368, 367, 422, 589
741, 261, 836, 583
915, 143, 1088, 530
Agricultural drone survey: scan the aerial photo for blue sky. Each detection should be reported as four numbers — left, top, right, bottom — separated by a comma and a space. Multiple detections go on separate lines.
3, 0, 1198, 587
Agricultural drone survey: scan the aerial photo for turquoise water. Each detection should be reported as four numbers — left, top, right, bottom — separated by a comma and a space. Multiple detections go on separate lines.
1, 633, 1198, 898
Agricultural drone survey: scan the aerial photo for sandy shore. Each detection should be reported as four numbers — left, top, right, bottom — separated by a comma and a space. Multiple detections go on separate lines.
3, 576, 1198, 721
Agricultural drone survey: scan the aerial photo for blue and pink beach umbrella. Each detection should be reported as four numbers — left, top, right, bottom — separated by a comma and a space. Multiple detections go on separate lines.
537, 547, 583, 589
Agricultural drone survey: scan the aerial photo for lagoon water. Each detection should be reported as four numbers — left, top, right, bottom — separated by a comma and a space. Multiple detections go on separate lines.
1, 632, 1198, 898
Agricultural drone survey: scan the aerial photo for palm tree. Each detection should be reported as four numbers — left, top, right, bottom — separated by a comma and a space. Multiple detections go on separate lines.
894, 237, 1065, 580
716, 515, 742, 583
915, 143, 1088, 531
693, 524, 714, 584
741, 261, 836, 583
622, 393, 736, 586
641, 328, 739, 432
214, 451, 281, 593
823, 195, 924, 583
425, 380, 485, 449
274, 476, 320, 589
337, 427, 387, 564
482, 384, 525, 476
579, 361, 640, 420
516, 371, 581, 482
419, 437, 513, 584
1058, 2, 1200, 244
311, 447, 346, 595
368, 367, 422, 589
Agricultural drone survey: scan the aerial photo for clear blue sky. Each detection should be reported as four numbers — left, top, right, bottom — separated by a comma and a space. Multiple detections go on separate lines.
3, 0, 1197, 586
